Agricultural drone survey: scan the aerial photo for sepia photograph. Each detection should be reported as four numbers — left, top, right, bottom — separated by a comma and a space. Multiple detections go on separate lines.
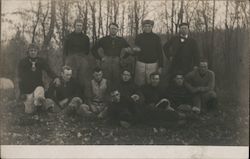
0, 0, 249, 158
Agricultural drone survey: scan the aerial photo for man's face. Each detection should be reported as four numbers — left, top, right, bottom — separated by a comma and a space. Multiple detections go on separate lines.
143, 24, 153, 33
199, 62, 208, 75
61, 69, 72, 82
179, 25, 189, 36
121, 70, 131, 82
150, 75, 160, 87
28, 48, 38, 58
109, 25, 118, 36
111, 90, 120, 103
174, 75, 184, 86
75, 22, 83, 33
93, 71, 103, 82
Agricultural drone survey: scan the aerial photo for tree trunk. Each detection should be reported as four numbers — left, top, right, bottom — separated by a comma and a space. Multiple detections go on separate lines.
210, 0, 216, 69
42, 0, 56, 59
171, 0, 175, 35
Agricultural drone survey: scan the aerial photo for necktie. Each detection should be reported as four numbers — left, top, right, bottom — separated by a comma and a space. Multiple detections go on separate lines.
29, 59, 37, 71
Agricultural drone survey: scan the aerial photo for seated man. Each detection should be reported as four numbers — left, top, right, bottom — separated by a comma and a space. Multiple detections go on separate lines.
87, 67, 110, 118
166, 74, 192, 110
117, 69, 144, 105
107, 89, 138, 127
18, 43, 60, 114
141, 72, 174, 111
140, 72, 185, 123
185, 60, 217, 113
46, 66, 90, 117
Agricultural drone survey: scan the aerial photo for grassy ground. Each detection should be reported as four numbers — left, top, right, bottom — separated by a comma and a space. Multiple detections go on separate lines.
0, 90, 248, 146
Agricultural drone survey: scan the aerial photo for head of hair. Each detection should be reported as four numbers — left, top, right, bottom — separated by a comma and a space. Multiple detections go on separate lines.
200, 59, 208, 64
179, 22, 189, 28
93, 67, 103, 73
109, 22, 119, 28
121, 68, 132, 74
61, 65, 72, 72
74, 18, 83, 27
28, 43, 39, 51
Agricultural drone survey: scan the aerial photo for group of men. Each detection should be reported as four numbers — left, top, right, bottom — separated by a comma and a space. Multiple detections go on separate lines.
18, 19, 217, 127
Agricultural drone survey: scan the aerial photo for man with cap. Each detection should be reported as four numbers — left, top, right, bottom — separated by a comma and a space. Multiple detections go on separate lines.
18, 43, 60, 114
133, 20, 163, 86
63, 18, 90, 90
92, 23, 132, 85
163, 22, 200, 82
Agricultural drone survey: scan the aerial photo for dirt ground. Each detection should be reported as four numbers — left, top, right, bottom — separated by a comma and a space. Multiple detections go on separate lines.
0, 92, 249, 145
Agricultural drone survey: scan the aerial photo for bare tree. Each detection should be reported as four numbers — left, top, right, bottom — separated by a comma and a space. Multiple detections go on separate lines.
31, 0, 42, 43
42, 0, 56, 52
89, 0, 97, 44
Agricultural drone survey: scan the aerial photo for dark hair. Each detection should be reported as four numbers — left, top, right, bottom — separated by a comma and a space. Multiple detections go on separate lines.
28, 43, 39, 51
121, 69, 132, 75
74, 18, 83, 27
109, 22, 119, 28
200, 59, 208, 64
150, 72, 160, 78
93, 67, 103, 73
61, 65, 72, 72
179, 22, 189, 28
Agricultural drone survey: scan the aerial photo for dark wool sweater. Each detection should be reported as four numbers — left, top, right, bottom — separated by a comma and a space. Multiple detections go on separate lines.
140, 84, 165, 105
92, 35, 130, 59
165, 82, 192, 107
63, 31, 90, 56
117, 80, 143, 102
45, 77, 83, 103
135, 32, 163, 67
163, 36, 200, 76
18, 57, 57, 94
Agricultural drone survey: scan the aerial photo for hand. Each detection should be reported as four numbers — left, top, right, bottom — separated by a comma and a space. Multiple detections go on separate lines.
53, 78, 61, 87
101, 56, 107, 62
124, 47, 133, 54
169, 57, 173, 62
97, 113, 104, 119
193, 66, 198, 70
59, 98, 69, 107
133, 46, 141, 52
166, 105, 175, 111
131, 94, 140, 102
158, 67, 162, 74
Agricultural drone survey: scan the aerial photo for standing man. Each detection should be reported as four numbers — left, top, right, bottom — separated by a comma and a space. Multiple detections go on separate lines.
92, 23, 132, 85
163, 22, 200, 81
133, 20, 163, 86
63, 18, 90, 88
185, 61, 217, 113
18, 43, 60, 114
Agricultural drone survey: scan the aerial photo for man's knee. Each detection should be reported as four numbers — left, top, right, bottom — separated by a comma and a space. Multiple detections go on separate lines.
203, 91, 217, 100
34, 86, 45, 97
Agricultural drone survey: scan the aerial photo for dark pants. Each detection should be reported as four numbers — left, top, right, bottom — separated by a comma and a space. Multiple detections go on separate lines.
193, 90, 217, 112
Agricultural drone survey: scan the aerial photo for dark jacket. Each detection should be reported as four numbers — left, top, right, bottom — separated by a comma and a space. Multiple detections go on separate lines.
140, 84, 165, 105
45, 77, 83, 104
165, 82, 191, 107
135, 32, 163, 67
63, 31, 90, 56
18, 57, 57, 94
163, 36, 199, 76
117, 80, 144, 103
92, 35, 130, 59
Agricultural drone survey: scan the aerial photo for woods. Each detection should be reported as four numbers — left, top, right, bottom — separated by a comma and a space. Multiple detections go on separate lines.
0, 0, 249, 146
